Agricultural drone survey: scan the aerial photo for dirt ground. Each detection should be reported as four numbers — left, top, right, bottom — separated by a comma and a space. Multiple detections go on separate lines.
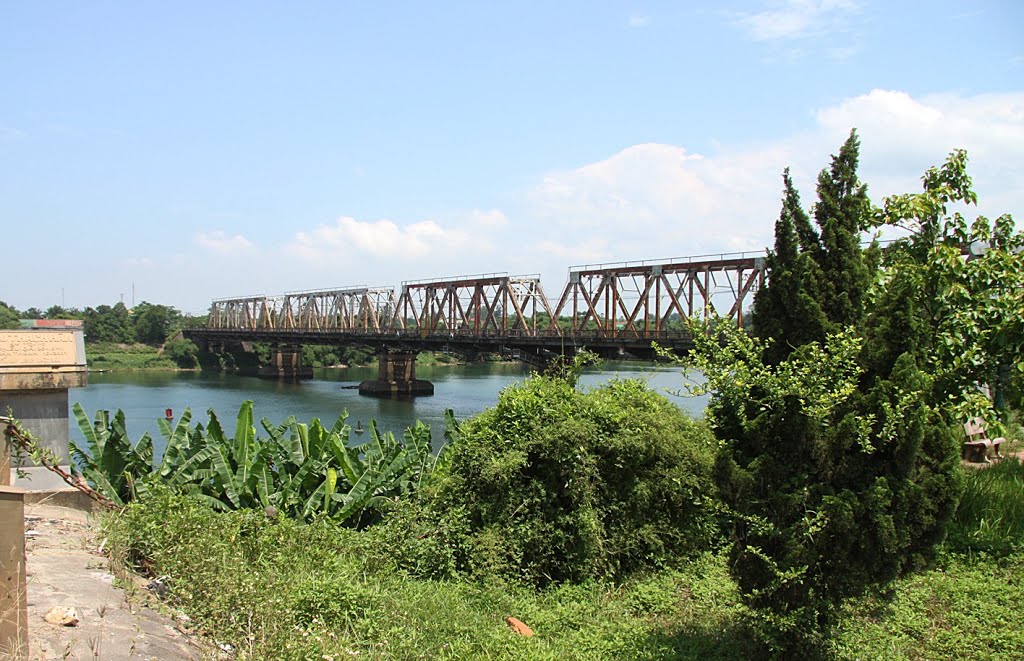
21, 494, 207, 660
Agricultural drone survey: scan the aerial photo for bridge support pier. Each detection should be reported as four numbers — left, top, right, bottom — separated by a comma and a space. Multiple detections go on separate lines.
359, 351, 434, 397
258, 346, 313, 381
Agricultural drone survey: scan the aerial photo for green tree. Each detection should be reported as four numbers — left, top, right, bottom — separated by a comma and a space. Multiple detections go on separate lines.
44, 305, 83, 319
752, 169, 827, 364
679, 323, 960, 655
675, 148, 1007, 655
0, 301, 20, 329
164, 338, 200, 368
133, 302, 181, 345
863, 149, 1024, 422
83, 303, 133, 343
434, 365, 719, 586
813, 129, 873, 330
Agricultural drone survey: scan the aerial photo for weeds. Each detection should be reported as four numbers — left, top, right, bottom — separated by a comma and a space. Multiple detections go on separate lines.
947, 458, 1024, 557
102, 483, 1024, 659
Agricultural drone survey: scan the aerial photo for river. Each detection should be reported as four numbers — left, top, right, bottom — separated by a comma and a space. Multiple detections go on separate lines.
71, 361, 707, 455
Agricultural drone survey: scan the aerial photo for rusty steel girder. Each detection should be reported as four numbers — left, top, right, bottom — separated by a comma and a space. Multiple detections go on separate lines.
390, 273, 556, 337
208, 287, 397, 333
203, 252, 765, 342
551, 253, 765, 339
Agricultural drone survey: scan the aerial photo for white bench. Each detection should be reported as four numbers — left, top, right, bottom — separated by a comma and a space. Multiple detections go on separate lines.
962, 417, 1005, 463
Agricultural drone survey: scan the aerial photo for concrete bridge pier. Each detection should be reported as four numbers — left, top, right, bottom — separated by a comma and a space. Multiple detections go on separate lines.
258, 345, 313, 381
359, 351, 434, 397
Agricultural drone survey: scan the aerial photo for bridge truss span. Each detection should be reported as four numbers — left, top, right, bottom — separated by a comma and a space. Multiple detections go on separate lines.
392, 273, 557, 337
553, 253, 766, 338
208, 287, 397, 333
193, 251, 766, 357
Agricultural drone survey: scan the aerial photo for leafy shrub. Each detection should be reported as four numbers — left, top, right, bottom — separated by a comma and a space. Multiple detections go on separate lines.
163, 338, 199, 368
433, 374, 720, 585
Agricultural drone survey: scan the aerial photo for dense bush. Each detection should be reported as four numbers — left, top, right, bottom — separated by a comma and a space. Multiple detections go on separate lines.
163, 338, 199, 368
432, 374, 720, 585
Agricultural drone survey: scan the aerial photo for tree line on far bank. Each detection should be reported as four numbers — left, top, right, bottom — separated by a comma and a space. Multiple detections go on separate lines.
0, 300, 204, 345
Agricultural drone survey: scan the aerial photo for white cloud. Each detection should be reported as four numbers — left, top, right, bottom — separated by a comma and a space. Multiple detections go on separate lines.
182, 89, 1022, 309
733, 0, 859, 41
526, 89, 1024, 264
628, 15, 650, 28
470, 208, 509, 227
286, 216, 487, 263
194, 231, 255, 255
538, 238, 612, 264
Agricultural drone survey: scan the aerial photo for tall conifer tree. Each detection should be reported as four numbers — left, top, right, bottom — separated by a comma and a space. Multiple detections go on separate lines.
752, 170, 827, 364
813, 129, 872, 329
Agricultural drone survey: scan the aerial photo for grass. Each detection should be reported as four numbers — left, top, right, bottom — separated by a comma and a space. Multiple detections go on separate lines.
835, 553, 1024, 659
946, 458, 1024, 557
86, 342, 178, 370
102, 489, 756, 660
101, 467, 1024, 660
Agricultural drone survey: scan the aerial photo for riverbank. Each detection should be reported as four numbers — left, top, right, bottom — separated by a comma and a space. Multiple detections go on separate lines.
22, 496, 206, 660
95, 479, 1024, 659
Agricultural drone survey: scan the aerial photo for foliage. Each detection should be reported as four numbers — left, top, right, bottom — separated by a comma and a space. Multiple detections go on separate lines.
946, 458, 1024, 557
103, 487, 759, 660
681, 145, 1020, 654
0, 300, 20, 329
70, 403, 154, 505
69, 400, 445, 525
83, 302, 133, 343
812, 129, 873, 330
163, 338, 199, 368
672, 321, 963, 654
101, 484, 1024, 659
752, 131, 873, 363
863, 148, 1024, 424
751, 169, 827, 364
132, 301, 181, 345
432, 371, 720, 586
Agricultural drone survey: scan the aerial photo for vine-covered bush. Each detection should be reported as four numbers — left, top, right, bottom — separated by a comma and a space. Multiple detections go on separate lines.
433, 374, 720, 585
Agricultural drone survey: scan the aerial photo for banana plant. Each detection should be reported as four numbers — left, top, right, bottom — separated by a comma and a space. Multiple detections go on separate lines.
200, 402, 274, 510
70, 400, 451, 527
322, 420, 431, 525
70, 404, 154, 506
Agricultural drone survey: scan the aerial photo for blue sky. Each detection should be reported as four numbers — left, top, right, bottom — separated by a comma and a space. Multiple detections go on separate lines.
2, 1, 1022, 314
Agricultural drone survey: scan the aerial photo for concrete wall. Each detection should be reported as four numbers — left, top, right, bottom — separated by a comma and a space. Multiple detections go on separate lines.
0, 329, 86, 489
0, 390, 71, 464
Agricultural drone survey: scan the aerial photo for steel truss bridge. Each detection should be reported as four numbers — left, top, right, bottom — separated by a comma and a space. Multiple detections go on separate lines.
185, 252, 766, 363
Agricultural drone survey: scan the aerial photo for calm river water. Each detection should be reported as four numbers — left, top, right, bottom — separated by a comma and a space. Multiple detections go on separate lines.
72, 362, 707, 455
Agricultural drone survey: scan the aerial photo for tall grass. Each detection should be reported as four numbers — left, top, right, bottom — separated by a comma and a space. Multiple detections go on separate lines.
947, 458, 1024, 556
